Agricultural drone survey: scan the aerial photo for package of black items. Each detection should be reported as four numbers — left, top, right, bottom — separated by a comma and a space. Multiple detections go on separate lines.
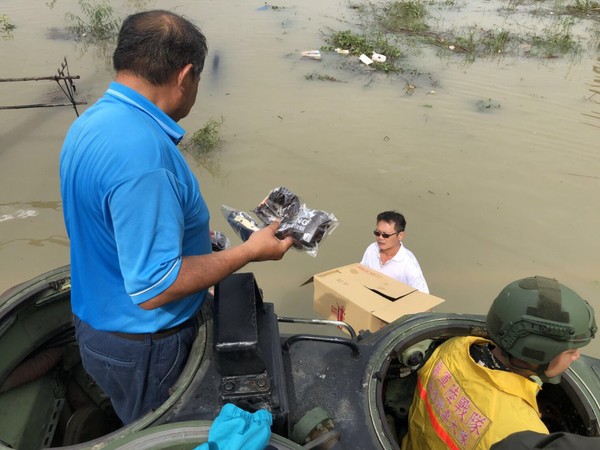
220, 205, 261, 243
253, 186, 301, 224
253, 187, 338, 256
210, 231, 231, 252
220, 187, 338, 257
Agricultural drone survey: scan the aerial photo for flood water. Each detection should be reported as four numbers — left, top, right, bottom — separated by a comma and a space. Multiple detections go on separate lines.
1, 1, 600, 356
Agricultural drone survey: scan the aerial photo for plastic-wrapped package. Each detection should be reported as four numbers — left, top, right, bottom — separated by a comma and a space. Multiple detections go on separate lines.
221, 206, 261, 242
253, 187, 338, 256
210, 231, 231, 252
253, 187, 301, 224
220, 187, 338, 257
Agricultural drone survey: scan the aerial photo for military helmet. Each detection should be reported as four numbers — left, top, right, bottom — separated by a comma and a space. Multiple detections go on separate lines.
486, 276, 597, 366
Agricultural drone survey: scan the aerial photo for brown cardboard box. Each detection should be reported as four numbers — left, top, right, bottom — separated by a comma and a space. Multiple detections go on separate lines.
306, 263, 445, 333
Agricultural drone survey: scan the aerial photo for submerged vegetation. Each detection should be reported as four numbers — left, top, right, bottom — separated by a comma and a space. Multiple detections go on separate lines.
584, 57, 600, 127
320, 0, 599, 72
180, 118, 225, 175
44, 0, 132, 68
65, 0, 120, 42
47, 0, 120, 42
323, 30, 403, 72
0, 15, 16, 38
305, 73, 344, 82
186, 118, 224, 153
564, 0, 600, 18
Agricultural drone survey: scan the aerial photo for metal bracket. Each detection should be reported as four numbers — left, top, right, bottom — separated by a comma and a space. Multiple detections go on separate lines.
220, 371, 272, 402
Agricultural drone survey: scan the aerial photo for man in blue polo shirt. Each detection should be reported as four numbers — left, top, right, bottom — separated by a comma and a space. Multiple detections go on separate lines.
59, 10, 293, 425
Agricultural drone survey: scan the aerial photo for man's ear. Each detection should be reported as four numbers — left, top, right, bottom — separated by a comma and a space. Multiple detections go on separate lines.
176, 63, 195, 87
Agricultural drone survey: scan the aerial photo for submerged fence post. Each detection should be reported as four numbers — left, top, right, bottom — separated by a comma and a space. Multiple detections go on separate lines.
0, 57, 86, 117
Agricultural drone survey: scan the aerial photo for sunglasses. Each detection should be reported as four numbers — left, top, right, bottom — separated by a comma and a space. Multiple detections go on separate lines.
373, 230, 399, 239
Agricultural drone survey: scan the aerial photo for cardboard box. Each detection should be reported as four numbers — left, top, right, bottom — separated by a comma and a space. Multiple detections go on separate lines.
306, 263, 445, 333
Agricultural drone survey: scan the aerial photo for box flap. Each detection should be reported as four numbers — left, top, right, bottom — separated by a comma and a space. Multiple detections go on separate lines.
365, 285, 414, 301
372, 290, 445, 324
300, 276, 314, 287
314, 264, 404, 311
338, 263, 416, 299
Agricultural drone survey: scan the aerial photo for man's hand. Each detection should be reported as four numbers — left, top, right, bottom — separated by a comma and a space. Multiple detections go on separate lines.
244, 220, 294, 261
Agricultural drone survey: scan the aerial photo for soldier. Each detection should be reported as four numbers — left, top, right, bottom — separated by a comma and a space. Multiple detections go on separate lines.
402, 276, 597, 450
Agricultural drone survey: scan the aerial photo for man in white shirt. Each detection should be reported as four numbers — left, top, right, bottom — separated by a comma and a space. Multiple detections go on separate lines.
360, 211, 429, 293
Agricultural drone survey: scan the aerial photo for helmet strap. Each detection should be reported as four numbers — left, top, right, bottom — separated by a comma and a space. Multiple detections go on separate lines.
534, 361, 562, 384
504, 353, 562, 384
504, 353, 535, 373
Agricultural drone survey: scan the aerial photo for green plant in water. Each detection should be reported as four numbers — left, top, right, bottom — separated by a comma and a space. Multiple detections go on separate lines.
305, 73, 341, 82
452, 28, 476, 53
181, 117, 224, 175
506, 0, 527, 12
565, 0, 600, 17
378, 1, 429, 33
531, 17, 579, 58
325, 30, 371, 55
590, 23, 600, 53
480, 29, 511, 56
66, 0, 120, 42
323, 0, 592, 76
188, 118, 223, 153
324, 30, 402, 68
0, 14, 16, 38
433, 23, 512, 61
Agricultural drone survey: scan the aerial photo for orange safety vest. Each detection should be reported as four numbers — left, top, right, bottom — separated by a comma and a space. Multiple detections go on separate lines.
402, 336, 549, 450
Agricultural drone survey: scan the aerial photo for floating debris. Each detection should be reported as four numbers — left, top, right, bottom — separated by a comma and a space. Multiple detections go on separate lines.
0, 208, 39, 223
305, 73, 343, 82
475, 98, 501, 112
359, 53, 373, 65
301, 50, 321, 60
372, 52, 386, 62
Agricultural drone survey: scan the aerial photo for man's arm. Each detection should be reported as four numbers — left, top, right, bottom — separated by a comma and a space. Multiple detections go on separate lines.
139, 221, 293, 310
407, 257, 429, 294
409, 271, 430, 294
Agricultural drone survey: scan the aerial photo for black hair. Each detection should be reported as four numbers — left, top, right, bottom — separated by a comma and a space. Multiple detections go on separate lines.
377, 211, 406, 232
113, 10, 208, 85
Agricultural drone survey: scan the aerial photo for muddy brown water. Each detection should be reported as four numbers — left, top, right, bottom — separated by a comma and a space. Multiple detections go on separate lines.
1, 1, 600, 357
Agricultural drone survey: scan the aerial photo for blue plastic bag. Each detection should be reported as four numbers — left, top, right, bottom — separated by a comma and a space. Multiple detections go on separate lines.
194, 403, 273, 450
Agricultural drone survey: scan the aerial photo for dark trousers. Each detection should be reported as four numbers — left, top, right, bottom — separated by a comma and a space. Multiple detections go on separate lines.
73, 315, 197, 425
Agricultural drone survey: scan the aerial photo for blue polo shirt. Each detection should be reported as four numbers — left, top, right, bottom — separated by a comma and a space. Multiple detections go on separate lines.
60, 82, 210, 333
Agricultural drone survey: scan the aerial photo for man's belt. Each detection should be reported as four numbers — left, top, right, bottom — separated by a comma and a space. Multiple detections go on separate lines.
109, 318, 192, 341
